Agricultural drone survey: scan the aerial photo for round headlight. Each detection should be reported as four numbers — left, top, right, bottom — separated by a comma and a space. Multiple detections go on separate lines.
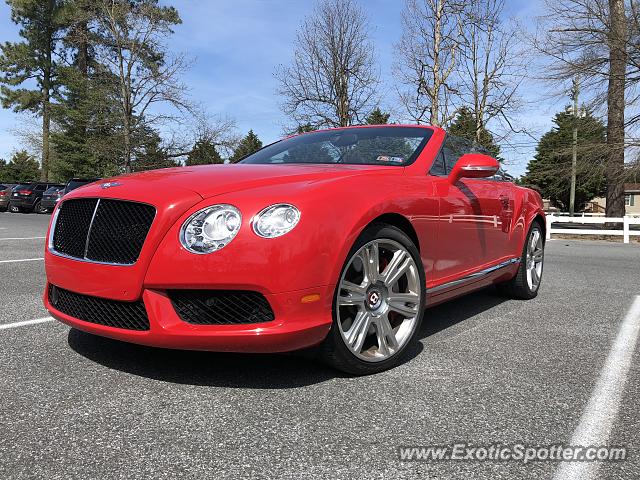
180, 204, 241, 254
253, 204, 301, 238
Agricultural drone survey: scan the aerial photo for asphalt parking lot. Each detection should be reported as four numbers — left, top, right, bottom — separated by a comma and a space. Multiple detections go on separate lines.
1, 211, 639, 479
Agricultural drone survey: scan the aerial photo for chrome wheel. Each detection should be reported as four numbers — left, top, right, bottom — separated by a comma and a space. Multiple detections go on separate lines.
336, 239, 422, 362
526, 228, 544, 291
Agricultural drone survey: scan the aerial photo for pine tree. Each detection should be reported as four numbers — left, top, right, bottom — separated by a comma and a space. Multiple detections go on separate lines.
51, 66, 123, 179
0, 0, 67, 181
230, 130, 263, 162
186, 138, 223, 165
522, 108, 607, 211
0, 150, 41, 182
0, 158, 9, 183
51, 0, 123, 180
447, 107, 501, 159
131, 129, 178, 172
365, 107, 390, 125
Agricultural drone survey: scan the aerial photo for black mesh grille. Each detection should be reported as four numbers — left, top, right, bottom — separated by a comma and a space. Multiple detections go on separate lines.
49, 284, 149, 331
52, 198, 98, 258
86, 200, 156, 264
52, 198, 155, 265
168, 290, 275, 325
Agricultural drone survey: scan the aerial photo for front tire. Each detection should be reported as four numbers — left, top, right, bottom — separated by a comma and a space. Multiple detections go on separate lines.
34, 200, 46, 214
498, 221, 544, 300
320, 223, 426, 375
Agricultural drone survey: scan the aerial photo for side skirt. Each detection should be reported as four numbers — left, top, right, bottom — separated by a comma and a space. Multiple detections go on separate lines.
426, 257, 520, 306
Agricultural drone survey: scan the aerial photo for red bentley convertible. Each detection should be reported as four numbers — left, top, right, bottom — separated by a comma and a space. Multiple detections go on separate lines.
44, 125, 545, 374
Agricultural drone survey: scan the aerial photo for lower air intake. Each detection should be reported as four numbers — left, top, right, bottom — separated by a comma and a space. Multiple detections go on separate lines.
168, 290, 275, 325
49, 284, 150, 331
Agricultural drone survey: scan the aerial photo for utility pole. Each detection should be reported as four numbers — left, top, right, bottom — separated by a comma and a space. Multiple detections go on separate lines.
569, 77, 579, 216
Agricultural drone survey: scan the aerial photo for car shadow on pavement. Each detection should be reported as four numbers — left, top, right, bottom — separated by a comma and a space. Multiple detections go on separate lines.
67, 328, 340, 389
417, 287, 508, 340
67, 287, 507, 388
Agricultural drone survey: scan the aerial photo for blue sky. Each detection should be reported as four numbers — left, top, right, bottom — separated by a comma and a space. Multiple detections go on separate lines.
0, 0, 558, 177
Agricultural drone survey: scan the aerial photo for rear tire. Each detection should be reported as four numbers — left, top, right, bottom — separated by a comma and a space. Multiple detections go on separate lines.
319, 223, 426, 375
497, 221, 544, 300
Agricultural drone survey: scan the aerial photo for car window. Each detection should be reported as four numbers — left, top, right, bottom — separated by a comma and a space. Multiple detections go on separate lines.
429, 150, 447, 176
44, 186, 61, 194
240, 127, 433, 167
441, 135, 473, 172
488, 168, 515, 183
65, 180, 95, 192
34, 184, 46, 191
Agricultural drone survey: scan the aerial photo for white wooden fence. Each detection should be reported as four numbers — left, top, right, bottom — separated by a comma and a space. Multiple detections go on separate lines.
545, 215, 640, 243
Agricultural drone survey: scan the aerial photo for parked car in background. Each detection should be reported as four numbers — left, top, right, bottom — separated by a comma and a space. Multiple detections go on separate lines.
63, 178, 100, 195
10, 182, 64, 213
0, 183, 17, 212
40, 186, 65, 213
39, 179, 100, 214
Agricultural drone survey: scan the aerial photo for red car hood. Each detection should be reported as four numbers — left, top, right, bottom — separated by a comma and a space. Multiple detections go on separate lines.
75, 163, 402, 200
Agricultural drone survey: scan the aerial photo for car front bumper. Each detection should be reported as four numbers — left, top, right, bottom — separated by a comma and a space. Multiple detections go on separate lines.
40, 199, 59, 210
44, 281, 333, 353
9, 197, 36, 208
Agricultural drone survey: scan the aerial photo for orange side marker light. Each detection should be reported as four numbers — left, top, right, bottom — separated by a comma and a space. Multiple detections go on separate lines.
300, 294, 321, 304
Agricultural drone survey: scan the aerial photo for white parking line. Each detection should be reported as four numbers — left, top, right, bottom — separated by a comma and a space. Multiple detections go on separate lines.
0, 236, 46, 240
0, 258, 44, 264
0, 317, 54, 330
554, 295, 640, 480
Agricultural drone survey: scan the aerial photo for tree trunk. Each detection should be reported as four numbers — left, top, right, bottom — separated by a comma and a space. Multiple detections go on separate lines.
430, 0, 443, 126
75, 17, 89, 159
605, 0, 627, 217
123, 113, 131, 173
40, 0, 54, 182
41, 85, 50, 181
116, 45, 132, 173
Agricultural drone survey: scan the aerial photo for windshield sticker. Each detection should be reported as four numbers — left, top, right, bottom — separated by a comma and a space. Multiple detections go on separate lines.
377, 155, 405, 164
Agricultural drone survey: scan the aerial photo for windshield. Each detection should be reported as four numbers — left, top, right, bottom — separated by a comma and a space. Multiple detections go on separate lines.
65, 179, 96, 193
44, 187, 62, 194
240, 127, 433, 166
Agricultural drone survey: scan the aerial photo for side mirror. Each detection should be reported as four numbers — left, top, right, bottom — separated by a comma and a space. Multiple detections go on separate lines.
448, 153, 499, 183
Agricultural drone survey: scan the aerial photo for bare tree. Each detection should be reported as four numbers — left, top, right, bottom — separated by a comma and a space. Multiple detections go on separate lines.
459, 0, 525, 142
534, 0, 631, 216
395, 0, 465, 126
163, 113, 239, 161
93, 0, 192, 173
275, 0, 379, 128
9, 116, 53, 164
